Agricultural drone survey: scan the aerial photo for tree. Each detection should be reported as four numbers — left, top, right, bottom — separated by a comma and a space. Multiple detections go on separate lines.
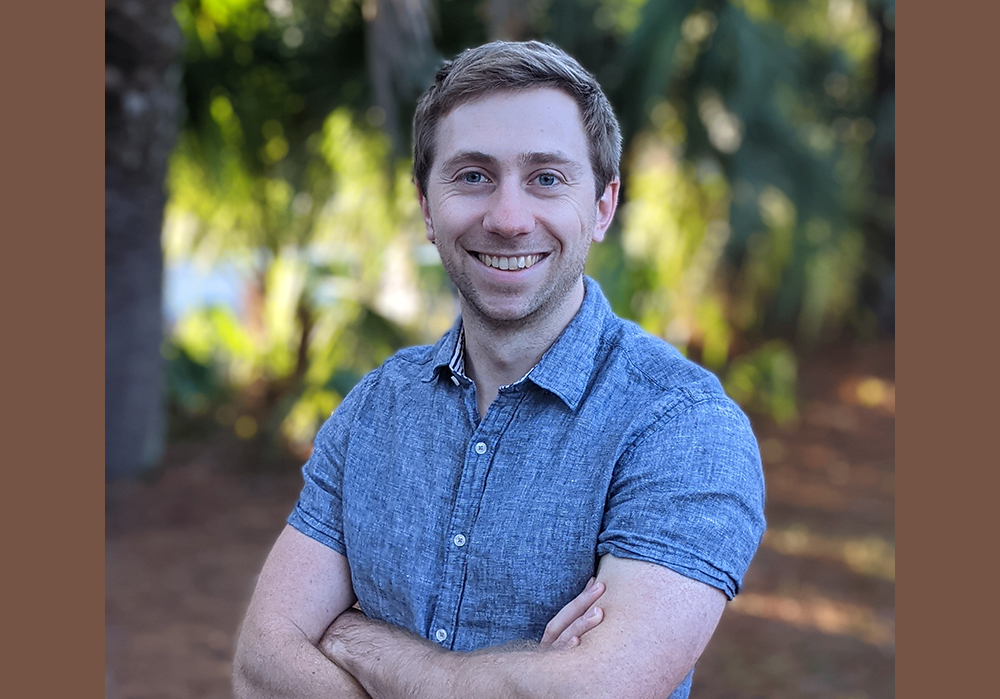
105, 0, 184, 479
152, 0, 892, 459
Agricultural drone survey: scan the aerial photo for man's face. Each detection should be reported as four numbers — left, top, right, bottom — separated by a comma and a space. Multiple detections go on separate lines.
419, 88, 618, 329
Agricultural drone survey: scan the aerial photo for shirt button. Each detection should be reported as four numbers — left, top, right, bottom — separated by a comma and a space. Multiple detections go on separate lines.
474, 441, 487, 454
453, 533, 466, 547
435, 628, 448, 642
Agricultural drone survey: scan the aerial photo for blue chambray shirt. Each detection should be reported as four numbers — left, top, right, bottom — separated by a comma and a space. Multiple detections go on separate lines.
289, 277, 766, 698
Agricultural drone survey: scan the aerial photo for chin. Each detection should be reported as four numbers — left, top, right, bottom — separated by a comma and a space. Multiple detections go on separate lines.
463, 293, 538, 325
473, 305, 535, 326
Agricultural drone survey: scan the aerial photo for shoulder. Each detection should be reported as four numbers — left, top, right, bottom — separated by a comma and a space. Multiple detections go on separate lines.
376, 342, 439, 379
587, 315, 762, 471
597, 316, 730, 409
322, 340, 442, 427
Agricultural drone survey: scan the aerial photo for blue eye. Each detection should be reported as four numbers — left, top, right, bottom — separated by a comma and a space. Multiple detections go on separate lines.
536, 173, 558, 187
462, 171, 486, 184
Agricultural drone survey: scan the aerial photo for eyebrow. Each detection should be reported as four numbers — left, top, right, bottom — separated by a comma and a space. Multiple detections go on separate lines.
439, 151, 498, 172
518, 151, 584, 173
439, 150, 585, 175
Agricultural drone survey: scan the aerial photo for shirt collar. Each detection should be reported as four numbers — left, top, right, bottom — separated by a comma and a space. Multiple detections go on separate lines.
427, 320, 465, 384
427, 277, 612, 409
449, 326, 467, 378
524, 276, 611, 410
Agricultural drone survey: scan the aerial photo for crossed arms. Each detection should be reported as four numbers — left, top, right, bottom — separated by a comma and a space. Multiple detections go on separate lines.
234, 524, 726, 699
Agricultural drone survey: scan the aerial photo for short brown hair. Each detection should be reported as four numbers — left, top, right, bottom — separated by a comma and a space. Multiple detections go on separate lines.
412, 40, 622, 200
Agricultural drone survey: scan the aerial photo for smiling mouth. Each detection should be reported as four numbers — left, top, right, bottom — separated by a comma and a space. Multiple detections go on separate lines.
476, 253, 544, 271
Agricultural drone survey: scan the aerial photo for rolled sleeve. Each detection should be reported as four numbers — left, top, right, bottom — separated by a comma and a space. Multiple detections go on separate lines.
597, 397, 766, 599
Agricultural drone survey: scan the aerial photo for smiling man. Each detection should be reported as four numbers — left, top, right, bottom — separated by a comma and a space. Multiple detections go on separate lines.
234, 41, 765, 699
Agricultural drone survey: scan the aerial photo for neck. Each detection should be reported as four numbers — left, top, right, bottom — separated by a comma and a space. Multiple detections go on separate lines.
461, 278, 585, 418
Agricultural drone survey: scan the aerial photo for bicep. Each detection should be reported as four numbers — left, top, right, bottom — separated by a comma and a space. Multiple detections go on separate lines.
600, 398, 765, 600
245, 524, 357, 644
579, 554, 726, 697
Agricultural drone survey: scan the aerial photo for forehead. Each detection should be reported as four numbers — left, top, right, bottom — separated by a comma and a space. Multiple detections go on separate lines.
433, 88, 590, 168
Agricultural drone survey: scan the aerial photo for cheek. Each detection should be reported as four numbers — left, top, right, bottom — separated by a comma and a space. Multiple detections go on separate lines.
436, 199, 479, 232
554, 203, 595, 243
588, 210, 604, 242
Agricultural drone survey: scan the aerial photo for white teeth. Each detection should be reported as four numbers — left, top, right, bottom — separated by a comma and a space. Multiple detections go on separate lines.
478, 253, 541, 270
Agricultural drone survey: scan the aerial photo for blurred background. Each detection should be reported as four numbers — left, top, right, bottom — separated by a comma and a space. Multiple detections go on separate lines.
106, 0, 894, 697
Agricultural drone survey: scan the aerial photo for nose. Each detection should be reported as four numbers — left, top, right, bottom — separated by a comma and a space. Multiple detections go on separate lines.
483, 181, 534, 238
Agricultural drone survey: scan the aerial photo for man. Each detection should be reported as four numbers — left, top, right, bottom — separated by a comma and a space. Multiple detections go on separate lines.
234, 40, 765, 699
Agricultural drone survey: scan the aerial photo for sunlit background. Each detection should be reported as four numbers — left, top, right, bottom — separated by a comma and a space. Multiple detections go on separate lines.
155, 0, 894, 456
106, 0, 894, 697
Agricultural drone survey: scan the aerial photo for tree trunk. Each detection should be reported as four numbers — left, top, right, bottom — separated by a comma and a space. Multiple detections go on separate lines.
105, 0, 183, 480
364, 0, 436, 156
866, 3, 895, 337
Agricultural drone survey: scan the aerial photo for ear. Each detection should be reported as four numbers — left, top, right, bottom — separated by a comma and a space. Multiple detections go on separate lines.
591, 178, 620, 243
417, 185, 435, 242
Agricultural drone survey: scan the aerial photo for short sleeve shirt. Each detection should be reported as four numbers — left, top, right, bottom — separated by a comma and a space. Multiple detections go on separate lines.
289, 277, 766, 698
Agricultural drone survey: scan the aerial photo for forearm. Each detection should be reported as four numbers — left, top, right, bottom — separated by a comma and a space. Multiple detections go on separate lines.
233, 525, 370, 697
318, 612, 610, 699
317, 558, 720, 699
234, 615, 372, 699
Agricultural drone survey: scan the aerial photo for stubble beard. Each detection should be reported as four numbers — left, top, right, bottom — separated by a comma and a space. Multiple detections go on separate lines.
438, 240, 592, 333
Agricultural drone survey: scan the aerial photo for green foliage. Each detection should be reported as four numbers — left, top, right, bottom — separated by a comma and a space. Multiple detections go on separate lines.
165, 1, 448, 451
166, 97, 440, 450
163, 341, 226, 417
724, 340, 799, 425
163, 0, 892, 455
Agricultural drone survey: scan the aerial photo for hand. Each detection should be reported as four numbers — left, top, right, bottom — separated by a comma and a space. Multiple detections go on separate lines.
539, 577, 606, 650
319, 607, 367, 663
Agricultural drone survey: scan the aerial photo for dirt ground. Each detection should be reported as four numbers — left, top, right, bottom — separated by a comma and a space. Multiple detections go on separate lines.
105, 340, 894, 699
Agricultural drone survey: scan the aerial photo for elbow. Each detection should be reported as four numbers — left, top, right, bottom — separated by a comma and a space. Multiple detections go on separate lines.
231, 644, 253, 699
231, 661, 251, 699
232, 623, 267, 699
232, 647, 276, 699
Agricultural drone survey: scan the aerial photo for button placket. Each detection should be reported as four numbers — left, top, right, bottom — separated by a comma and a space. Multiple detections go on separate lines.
432, 406, 511, 652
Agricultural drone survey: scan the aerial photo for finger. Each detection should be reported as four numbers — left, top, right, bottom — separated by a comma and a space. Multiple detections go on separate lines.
540, 579, 602, 646
540, 580, 605, 648
546, 578, 606, 641
550, 605, 603, 650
